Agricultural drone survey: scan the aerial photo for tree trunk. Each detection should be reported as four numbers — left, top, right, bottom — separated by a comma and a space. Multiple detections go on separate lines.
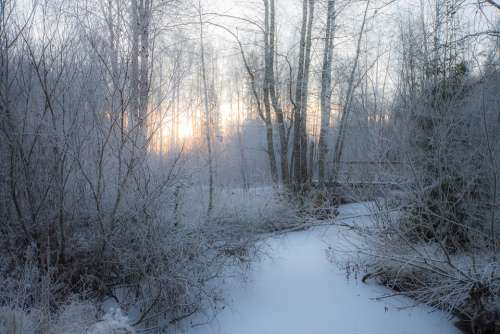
231, 25, 277, 184
139, 0, 151, 126
266, 0, 289, 186
292, 0, 315, 190
198, 3, 214, 217
292, 0, 307, 189
129, 0, 140, 129
263, 0, 279, 184
236, 86, 249, 190
318, 0, 336, 185
300, 0, 315, 185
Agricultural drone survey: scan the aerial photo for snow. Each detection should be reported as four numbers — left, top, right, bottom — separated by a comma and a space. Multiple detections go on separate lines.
87, 308, 134, 334
181, 202, 459, 334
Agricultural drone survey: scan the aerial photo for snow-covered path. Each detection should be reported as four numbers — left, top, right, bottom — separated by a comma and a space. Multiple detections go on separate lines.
183, 204, 459, 334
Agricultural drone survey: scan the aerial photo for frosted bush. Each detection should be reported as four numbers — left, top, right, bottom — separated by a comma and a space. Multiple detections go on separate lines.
0, 307, 35, 334
50, 301, 98, 334
181, 186, 298, 233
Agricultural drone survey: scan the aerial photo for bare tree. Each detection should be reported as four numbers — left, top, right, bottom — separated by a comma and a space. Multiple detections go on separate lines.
262, 2, 279, 184
292, 0, 315, 189
330, 1, 370, 184
130, 0, 141, 128
318, 0, 336, 185
198, 1, 215, 216
264, 0, 289, 185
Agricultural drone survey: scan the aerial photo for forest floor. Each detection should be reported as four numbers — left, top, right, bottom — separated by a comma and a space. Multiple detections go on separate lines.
179, 202, 460, 334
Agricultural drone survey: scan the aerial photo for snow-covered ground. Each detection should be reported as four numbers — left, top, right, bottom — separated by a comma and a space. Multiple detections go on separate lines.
179, 203, 459, 334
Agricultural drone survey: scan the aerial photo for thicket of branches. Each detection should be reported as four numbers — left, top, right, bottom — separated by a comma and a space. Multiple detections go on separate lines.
348, 3, 500, 333
0, 0, 296, 332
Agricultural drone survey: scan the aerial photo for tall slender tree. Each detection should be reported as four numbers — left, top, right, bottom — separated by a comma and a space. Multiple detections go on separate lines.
262, 0, 279, 184
292, 0, 315, 189
264, 0, 289, 185
198, 1, 214, 216
330, 1, 369, 184
318, 0, 336, 185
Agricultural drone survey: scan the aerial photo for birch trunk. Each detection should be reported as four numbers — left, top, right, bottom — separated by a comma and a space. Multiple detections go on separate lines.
266, 0, 289, 185
318, 0, 336, 185
198, 3, 214, 217
263, 2, 279, 184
